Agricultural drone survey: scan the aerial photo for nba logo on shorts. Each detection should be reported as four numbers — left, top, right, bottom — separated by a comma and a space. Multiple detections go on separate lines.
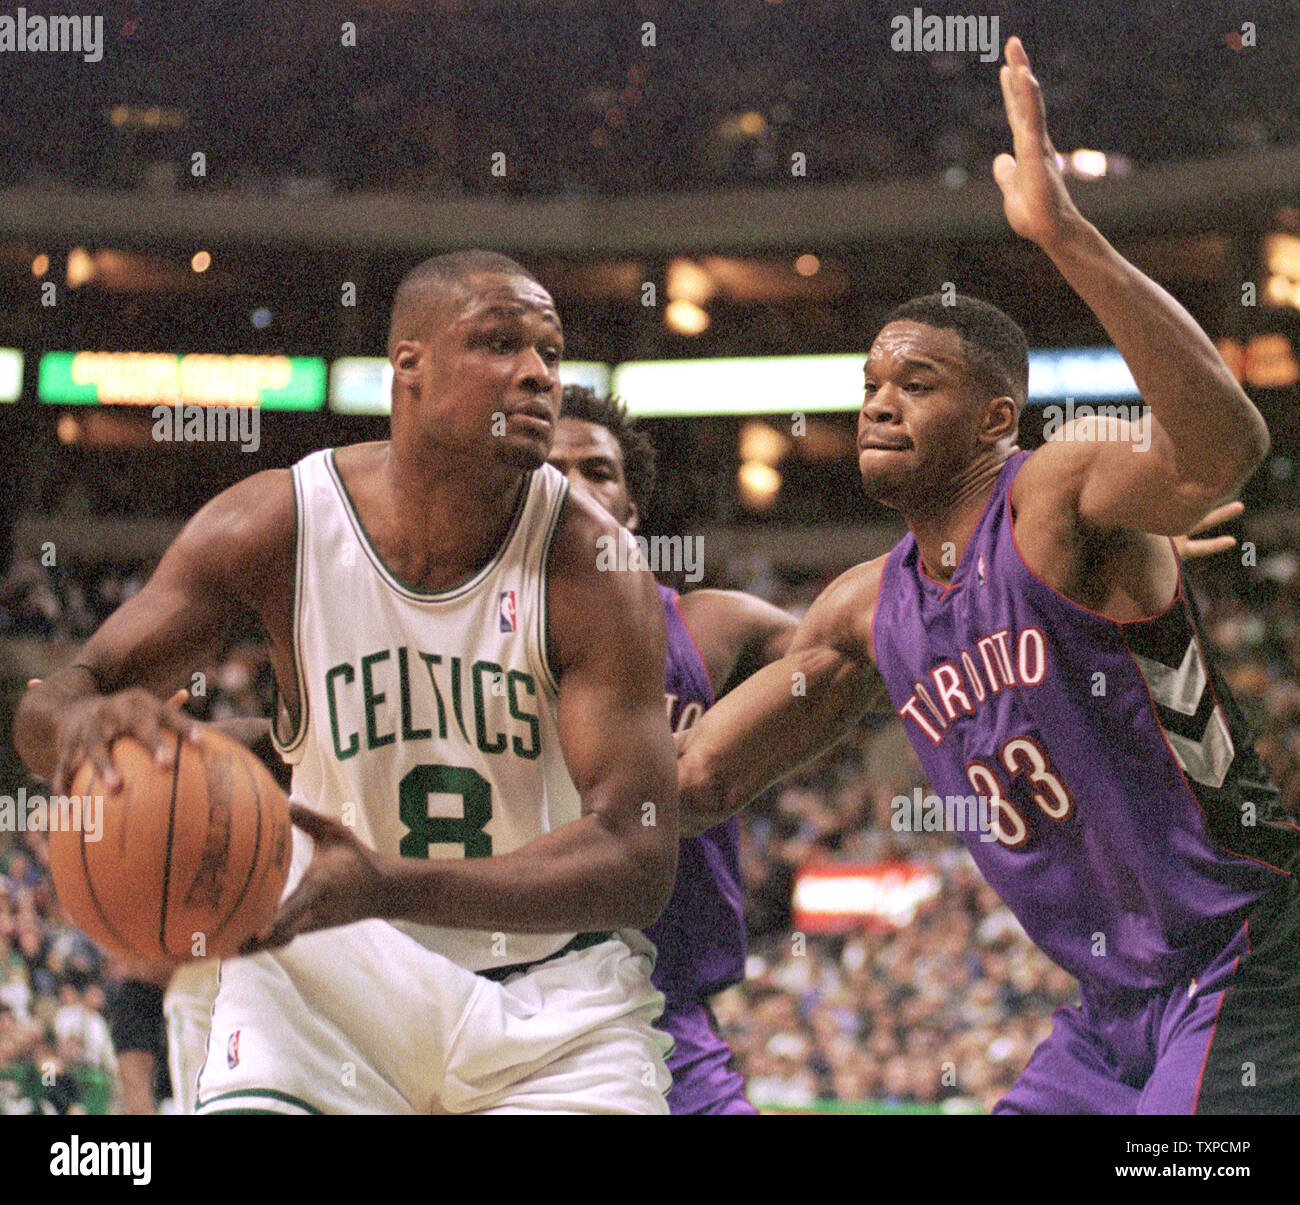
499, 590, 517, 633
227, 1030, 240, 1069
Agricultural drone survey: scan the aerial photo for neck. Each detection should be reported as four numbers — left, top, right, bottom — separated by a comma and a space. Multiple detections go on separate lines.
903, 452, 1010, 583
370, 437, 531, 590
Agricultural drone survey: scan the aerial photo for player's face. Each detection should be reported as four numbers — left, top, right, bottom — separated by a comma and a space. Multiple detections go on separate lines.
857, 321, 990, 510
547, 418, 637, 530
402, 272, 564, 470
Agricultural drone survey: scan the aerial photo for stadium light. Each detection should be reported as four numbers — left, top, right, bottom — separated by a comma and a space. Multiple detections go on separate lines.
738, 461, 781, 509
665, 299, 710, 336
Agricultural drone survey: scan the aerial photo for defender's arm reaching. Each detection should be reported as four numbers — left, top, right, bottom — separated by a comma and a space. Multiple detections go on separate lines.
677, 560, 890, 837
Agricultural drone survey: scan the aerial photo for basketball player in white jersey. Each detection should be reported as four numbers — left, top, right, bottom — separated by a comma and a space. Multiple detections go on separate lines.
15, 250, 681, 1114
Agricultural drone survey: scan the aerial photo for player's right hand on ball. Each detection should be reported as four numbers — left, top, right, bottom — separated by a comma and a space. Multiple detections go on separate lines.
239, 804, 390, 954
53, 687, 200, 795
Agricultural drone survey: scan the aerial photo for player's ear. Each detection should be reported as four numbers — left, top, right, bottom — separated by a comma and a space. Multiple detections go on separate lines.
982, 395, 1018, 445
391, 340, 422, 381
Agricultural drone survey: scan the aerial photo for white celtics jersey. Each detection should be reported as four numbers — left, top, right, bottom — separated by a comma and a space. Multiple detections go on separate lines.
273, 448, 580, 972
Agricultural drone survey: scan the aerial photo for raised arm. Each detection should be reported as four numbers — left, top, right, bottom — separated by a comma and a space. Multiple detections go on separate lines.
257, 494, 679, 945
677, 560, 891, 837
13, 470, 294, 792
997, 37, 1268, 537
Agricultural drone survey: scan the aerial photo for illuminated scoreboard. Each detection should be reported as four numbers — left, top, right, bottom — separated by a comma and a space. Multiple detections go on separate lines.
37, 352, 327, 409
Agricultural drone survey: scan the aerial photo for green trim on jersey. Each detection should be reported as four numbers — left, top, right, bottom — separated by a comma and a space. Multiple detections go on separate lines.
197, 1088, 324, 1115
536, 477, 569, 696
271, 464, 310, 757
325, 447, 532, 603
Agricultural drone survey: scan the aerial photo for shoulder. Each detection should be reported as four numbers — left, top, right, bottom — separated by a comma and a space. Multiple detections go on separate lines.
545, 489, 663, 674
1009, 425, 1123, 521
792, 555, 890, 665
171, 468, 296, 598
546, 479, 629, 584
811, 557, 889, 622
187, 467, 295, 553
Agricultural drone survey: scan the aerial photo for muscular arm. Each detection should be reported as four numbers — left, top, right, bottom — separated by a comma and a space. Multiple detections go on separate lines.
343, 501, 680, 934
12, 470, 294, 790
677, 560, 891, 837
997, 38, 1267, 539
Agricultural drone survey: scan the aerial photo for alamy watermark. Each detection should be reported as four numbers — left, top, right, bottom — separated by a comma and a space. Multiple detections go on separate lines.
890, 8, 1000, 64
892, 787, 997, 843
152, 404, 261, 453
595, 529, 703, 583
1041, 400, 1152, 452
0, 10, 103, 63
0, 787, 103, 841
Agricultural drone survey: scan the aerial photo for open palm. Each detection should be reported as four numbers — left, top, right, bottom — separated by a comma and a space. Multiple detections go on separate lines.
992, 37, 1082, 251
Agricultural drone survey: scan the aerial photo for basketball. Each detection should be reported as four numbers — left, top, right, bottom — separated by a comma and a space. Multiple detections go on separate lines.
49, 728, 293, 963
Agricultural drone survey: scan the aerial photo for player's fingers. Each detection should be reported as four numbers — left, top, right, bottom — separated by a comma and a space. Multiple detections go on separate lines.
992, 152, 1017, 195
160, 702, 202, 748
998, 64, 1018, 144
1003, 41, 1050, 159
239, 893, 309, 955
80, 735, 122, 793
289, 802, 352, 846
27, 678, 41, 689
258, 880, 322, 951
52, 741, 82, 796
166, 688, 189, 708
1190, 500, 1245, 534
134, 711, 176, 768
1183, 535, 1238, 558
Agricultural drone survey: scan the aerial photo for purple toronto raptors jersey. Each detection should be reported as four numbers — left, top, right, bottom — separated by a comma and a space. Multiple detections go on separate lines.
645, 585, 748, 1004
872, 451, 1298, 995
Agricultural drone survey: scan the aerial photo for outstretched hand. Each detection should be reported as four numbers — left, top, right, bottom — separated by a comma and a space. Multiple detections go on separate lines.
992, 37, 1083, 252
239, 804, 390, 954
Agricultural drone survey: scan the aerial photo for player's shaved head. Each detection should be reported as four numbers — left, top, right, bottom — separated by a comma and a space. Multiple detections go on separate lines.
388, 250, 541, 356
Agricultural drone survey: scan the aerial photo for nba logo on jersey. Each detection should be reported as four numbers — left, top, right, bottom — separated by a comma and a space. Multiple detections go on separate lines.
226, 1030, 240, 1069
498, 590, 517, 633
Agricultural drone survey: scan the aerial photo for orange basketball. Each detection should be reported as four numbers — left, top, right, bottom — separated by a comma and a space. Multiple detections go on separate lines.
49, 729, 292, 963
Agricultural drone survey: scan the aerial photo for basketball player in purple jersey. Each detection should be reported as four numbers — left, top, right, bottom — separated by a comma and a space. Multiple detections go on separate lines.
548, 386, 796, 1115
678, 37, 1300, 1113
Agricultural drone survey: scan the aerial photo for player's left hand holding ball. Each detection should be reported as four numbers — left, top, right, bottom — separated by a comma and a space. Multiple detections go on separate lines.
240, 804, 390, 953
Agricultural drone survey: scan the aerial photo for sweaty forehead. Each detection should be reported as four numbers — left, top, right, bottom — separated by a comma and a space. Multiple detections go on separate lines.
551, 418, 624, 466
867, 321, 968, 371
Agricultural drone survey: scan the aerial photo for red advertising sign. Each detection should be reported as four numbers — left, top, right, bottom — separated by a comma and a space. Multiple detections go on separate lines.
791, 861, 941, 933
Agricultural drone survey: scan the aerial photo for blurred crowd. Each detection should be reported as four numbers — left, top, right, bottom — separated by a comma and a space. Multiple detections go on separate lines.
1, 512, 1297, 1110
4, 2, 1296, 199
0, 833, 117, 1114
